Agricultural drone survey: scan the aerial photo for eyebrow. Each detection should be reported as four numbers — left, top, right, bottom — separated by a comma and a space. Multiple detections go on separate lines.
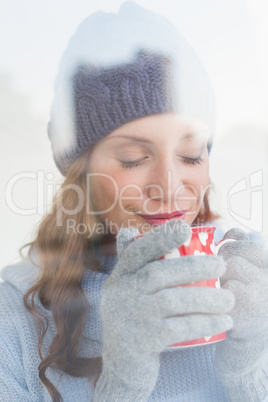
106, 135, 152, 143
106, 133, 197, 143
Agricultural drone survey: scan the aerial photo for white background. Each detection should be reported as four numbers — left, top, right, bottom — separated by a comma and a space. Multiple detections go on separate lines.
1, 0, 267, 269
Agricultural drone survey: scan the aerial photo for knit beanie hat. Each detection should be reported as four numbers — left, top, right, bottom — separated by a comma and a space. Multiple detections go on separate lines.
48, 1, 216, 176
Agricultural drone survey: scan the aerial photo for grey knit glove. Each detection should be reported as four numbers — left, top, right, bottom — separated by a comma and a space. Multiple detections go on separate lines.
215, 228, 268, 402
93, 220, 234, 402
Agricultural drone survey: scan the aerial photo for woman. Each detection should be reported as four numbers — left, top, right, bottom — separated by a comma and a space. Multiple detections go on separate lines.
1, 2, 268, 401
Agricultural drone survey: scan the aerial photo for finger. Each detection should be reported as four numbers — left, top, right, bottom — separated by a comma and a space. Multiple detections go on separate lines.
160, 314, 233, 347
151, 287, 235, 317
223, 228, 249, 241
118, 219, 192, 273
116, 227, 141, 258
220, 256, 259, 285
138, 255, 226, 293
218, 241, 266, 268
221, 279, 268, 335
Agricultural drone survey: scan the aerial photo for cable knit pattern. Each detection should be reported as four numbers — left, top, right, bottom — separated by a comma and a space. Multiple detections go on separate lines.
63, 50, 174, 174
48, 2, 216, 175
50, 48, 176, 175
0, 254, 228, 401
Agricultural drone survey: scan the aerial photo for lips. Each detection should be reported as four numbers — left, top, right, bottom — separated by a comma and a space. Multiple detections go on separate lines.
137, 210, 188, 225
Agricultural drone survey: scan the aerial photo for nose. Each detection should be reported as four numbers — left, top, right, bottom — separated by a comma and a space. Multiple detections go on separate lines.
146, 157, 185, 206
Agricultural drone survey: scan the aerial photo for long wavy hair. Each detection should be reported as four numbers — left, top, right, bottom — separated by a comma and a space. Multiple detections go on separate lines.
21, 145, 219, 402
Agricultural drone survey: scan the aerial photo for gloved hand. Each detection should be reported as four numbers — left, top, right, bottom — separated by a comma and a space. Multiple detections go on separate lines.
94, 219, 234, 402
215, 228, 268, 402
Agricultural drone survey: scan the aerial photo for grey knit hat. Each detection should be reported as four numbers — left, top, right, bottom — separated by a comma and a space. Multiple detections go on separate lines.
48, 2, 216, 175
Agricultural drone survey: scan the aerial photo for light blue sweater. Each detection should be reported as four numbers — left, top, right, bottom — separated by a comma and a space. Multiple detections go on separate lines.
0, 253, 228, 401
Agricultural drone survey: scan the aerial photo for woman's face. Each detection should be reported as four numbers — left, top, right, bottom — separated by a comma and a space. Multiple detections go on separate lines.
88, 113, 210, 235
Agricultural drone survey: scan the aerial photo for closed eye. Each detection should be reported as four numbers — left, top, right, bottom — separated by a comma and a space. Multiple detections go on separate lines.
182, 156, 203, 166
120, 157, 149, 169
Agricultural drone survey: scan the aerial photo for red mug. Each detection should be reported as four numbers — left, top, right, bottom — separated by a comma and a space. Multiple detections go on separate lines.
133, 225, 235, 348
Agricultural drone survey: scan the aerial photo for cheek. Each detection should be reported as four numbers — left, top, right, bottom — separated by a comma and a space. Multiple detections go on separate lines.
111, 170, 146, 197
196, 173, 210, 194
90, 170, 144, 212
197, 171, 210, 202
90, 175, 118, 210
182, 165, 209, 206
190, 163, 209, 187
183, 163, 209, 186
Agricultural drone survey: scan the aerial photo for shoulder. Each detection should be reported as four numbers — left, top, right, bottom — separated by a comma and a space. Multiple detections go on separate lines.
0, 264, 52, 398
0, 258, 38, 319
0, 279, 26, 320
0, 279, 39, 353
0, 258, 44, 351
